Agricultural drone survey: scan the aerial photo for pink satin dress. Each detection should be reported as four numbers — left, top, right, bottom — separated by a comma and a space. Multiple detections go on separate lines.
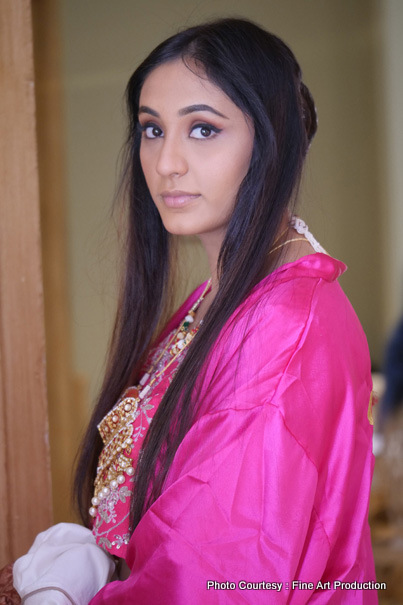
91, 253, 377, 604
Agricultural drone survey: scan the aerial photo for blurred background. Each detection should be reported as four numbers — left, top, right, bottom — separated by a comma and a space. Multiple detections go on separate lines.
31, 1, 402, 602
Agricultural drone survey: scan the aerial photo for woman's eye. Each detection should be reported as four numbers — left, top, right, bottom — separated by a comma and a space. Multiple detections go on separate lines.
141, 124, 163, 139
190, 124, 221, 139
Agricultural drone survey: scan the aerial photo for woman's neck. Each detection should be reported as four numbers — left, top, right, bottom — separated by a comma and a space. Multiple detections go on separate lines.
192, 213, 316, 325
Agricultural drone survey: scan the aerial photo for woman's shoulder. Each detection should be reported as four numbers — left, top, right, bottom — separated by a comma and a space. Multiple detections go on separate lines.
218, 253, 352, 349
199, 253, 371, 415
255, 253, 369, 375
252, 252, 347, 302
194, 253, 372, 472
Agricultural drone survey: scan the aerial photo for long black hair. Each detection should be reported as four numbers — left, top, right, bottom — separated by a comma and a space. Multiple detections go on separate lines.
74, 17, 317, 531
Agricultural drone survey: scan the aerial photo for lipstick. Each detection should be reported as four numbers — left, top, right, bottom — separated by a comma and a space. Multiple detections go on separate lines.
160, 190, 200, 208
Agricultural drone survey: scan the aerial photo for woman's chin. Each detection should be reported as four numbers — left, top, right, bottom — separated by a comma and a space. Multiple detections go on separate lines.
160, 218, 201, 237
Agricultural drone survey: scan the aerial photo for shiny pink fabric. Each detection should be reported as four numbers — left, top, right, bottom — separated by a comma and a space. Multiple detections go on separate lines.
91, 254, 377, 604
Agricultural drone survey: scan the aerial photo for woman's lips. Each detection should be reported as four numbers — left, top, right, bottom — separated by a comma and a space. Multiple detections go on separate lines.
160, 190, 200, 208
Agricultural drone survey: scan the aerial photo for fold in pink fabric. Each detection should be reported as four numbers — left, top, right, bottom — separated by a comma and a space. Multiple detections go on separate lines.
91, 254, 377, 604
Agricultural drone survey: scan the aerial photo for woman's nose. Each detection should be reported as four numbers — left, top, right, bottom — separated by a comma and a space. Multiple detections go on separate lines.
156, 136, 188, 177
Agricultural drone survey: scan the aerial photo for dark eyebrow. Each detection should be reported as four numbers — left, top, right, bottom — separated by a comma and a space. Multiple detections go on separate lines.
138, 104, 229, 119
178, 104, 229, 119
138, 105, 159, 117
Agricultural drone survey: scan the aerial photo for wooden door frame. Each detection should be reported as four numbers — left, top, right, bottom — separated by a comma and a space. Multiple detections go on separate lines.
0, 0, 52, 565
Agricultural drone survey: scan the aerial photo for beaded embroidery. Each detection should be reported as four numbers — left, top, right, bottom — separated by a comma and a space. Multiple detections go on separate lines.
91, 330, 191, 554
91, 280, 211, 555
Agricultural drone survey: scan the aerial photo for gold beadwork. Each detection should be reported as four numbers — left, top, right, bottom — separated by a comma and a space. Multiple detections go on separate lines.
93, 393, 140, 507
98, 395, 139, 443
89, 279, 212, 518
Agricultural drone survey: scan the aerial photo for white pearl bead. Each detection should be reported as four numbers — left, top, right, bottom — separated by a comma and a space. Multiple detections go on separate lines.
117, 475, 125, 484
124, 403, 132, 412
89, 507, 97, 517
91, 497, 100, 506
110, 480, 118, 489
126, 467, 135, 476
139, 372, 150, 385
139, 385, 150, 399
102, 487, 110, 496
112, 415, 119, 423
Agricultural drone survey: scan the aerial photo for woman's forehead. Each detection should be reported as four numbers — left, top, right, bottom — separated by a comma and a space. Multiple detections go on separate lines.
139, 59, 234, 115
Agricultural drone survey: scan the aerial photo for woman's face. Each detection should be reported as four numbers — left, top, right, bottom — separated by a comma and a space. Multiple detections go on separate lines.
138, 59, 254, 248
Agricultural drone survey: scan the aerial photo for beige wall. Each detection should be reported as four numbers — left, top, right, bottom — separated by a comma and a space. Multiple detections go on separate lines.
57, 0, 397, 418
378, 0, 403, 336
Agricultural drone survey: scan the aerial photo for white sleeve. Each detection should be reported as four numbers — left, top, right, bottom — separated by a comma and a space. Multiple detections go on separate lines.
13, 523, 116, 605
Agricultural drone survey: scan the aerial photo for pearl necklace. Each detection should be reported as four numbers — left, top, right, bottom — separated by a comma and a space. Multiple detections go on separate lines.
89, 279, 212, 518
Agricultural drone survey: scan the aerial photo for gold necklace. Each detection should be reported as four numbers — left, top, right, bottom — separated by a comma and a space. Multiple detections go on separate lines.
89, 279, 212, 518
272, 223, 290, 246
269, 237, 309, 255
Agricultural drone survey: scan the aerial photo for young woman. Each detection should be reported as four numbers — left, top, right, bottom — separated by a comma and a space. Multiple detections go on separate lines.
11, 17, 377, 604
